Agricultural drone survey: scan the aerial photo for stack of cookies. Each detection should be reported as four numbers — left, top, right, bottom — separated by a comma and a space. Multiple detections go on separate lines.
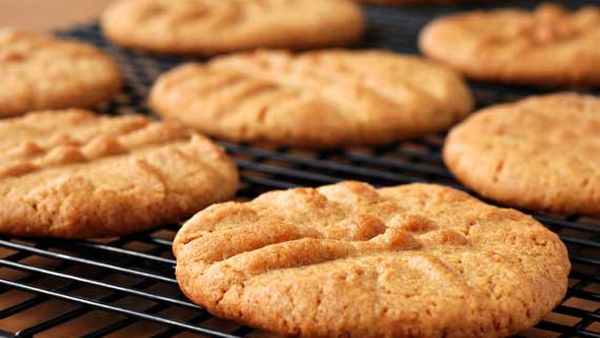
2, 0, 598, 336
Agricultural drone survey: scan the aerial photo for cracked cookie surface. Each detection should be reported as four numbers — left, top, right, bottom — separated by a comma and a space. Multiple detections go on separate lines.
150, 50, 473, 147
0, 109, 238, 238
174, 181, 569, 337
419, 4, 600, 86
444, 93, 600, 215
101, 0, 364, 54
0, 29, 122, 117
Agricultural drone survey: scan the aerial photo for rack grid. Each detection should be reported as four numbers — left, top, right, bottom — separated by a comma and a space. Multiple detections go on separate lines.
1, 1, 599, 337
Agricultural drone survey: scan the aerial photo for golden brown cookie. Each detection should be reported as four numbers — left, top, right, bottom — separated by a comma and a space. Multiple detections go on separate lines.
174, 181, 570, 338
0, 29, 122, 118
444, 93, 600, 215
101, 0, 365, 55
150, 50, 473, 147
419, 4, 600, 86
0, 109, 238, 238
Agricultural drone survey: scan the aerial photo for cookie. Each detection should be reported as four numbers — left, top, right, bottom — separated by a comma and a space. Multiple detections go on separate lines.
150, 50, 473, 147
174, 181, 570, 337
0, 29, 122, 118
101, 0, 365, 55
444, 93, 600, 215
419, 4, 600, 86
0, 109, 238, 238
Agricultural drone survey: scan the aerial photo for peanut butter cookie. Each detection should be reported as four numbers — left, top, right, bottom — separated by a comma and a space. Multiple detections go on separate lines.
444, 93, 600, 215
150, 50, 473, 147
0, 29, 122, 117
174, 181, 570, 337
101, 0, 365, 54
419, 4, 600, 86
0, 109, 238, 238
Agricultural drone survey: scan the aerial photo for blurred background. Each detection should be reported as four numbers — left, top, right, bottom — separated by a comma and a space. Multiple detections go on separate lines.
0, 0, 113, 32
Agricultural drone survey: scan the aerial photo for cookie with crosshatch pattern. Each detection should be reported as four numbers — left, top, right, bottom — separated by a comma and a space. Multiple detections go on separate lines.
419, 4, 600, 86
150, 50, 474, 147
0, 109, 238, 238
174, 181, 570, 337
0, 28, 122, 118
444, 93, 600, 215
100, 0, 365, 55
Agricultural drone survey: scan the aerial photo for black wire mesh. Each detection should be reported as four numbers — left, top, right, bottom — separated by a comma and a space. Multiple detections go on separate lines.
1, 1, 599, 337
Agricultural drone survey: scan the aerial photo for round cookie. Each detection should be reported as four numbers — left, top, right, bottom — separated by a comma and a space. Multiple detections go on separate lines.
174, 181, 570, 338
101, 0, 365, 55
444, 93, 600, 215
0, 109, 238, 238
150, 50, 473, 147
0, 29, 122, 118
419, 4, 600, 86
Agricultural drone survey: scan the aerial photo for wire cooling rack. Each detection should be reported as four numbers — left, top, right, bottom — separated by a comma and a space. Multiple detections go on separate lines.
1, 1, 599, 337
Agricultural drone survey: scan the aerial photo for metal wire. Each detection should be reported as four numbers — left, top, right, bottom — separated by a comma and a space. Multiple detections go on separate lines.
1, 1, 599, 337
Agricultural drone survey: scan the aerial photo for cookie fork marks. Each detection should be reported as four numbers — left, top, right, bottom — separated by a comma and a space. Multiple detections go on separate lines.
419, 4, 600, 86
0, 109, 238, 238
0, 110, 189, 179
151, 50, 473, 147
174, 181, 569, 337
